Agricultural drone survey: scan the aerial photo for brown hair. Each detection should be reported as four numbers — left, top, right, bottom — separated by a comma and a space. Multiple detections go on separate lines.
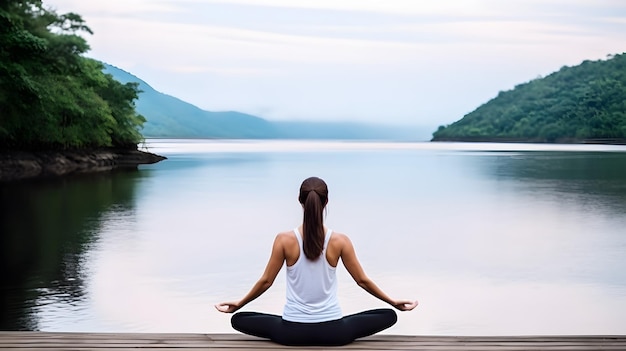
298, 177, 328, 260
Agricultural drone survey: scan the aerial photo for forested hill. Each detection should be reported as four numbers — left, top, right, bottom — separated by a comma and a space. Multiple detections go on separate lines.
103, 64, 277, 138
432, 53, 626, 143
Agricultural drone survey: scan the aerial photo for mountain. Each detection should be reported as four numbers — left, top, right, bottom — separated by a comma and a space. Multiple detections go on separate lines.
103, 64, 276, 138
432, 53, 626, 143
103, 64, 425, 140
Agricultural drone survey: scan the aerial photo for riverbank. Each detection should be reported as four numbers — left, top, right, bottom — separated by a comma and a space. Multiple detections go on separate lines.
0, 149, 166, 182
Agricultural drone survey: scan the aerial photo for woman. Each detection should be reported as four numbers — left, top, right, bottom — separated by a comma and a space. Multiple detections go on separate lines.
215, 176, 418, 346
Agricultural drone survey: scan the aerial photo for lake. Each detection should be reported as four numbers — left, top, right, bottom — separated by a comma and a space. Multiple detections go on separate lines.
1, 139, 626, 336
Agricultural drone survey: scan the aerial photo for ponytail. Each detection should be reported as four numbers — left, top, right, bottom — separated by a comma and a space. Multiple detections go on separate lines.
298, 177, 328, 260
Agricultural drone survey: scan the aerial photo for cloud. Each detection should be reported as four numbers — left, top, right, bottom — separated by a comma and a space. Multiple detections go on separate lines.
47, 0, 182, 15
179, 0, 502, 17
85, 17, 424, 68
165, 64, 279, 77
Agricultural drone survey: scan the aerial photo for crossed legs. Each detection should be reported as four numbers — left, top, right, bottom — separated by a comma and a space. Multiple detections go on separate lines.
231, 308, 397, 346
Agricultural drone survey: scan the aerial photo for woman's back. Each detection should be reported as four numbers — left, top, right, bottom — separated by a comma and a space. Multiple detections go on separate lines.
283, 227, 342, 322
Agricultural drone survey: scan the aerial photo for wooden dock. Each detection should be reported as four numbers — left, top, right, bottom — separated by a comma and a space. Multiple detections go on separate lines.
1, 332, 625, 350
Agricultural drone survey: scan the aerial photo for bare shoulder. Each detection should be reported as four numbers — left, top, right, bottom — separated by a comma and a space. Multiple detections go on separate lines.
277, 230, 299, 264
330, 231, 348, 239
329, 231, 352, 247
275, 230, 297, 246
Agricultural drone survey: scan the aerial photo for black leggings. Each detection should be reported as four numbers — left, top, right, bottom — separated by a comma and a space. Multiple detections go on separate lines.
231, 308, 397, 346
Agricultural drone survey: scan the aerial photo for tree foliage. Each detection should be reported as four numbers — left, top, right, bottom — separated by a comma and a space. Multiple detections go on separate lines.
432, 53, 626, 143
0, 0, 145, 150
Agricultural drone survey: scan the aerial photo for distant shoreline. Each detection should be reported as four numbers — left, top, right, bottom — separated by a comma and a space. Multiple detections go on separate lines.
430, 137, 626, 145
0, 149, 166, 182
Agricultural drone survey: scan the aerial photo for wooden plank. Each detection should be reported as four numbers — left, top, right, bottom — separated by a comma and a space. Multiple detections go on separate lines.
6, 346, 626, 351
4, 332, 624, 341
1, 332, 626, 351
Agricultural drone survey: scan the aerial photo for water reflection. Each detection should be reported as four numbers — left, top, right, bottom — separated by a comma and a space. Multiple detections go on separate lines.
468, 151, 626, 289
0, 169, 145, 330
484, 151, 626, 200
2, 141, 626, 336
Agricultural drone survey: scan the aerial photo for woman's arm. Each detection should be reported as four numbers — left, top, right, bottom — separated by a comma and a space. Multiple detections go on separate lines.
215, 233, 287, 313
338, 234, 418, 311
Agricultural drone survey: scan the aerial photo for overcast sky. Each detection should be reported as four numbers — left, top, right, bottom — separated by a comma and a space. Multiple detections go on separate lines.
46, 0, 626, 128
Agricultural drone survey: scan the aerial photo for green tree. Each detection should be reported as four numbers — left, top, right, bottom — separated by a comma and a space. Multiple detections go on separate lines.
432, 53, 626, 143
0, 0, 145, 150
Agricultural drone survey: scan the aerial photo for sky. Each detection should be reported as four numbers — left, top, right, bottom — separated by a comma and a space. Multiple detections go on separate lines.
45, 0, 626, 128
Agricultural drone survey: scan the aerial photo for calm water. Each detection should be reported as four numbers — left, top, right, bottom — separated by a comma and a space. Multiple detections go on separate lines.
1, 139, 626, 335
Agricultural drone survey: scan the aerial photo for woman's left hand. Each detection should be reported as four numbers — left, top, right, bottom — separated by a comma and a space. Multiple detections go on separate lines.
215, 302, 241, 313
392, 300, 418, 311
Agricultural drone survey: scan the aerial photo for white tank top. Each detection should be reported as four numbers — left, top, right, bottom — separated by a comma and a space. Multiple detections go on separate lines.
282, 227, 342, 322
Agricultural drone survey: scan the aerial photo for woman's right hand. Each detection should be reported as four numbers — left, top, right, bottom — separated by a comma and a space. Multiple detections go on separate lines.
215, 301, 241, 313
392, 300, 418, 311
